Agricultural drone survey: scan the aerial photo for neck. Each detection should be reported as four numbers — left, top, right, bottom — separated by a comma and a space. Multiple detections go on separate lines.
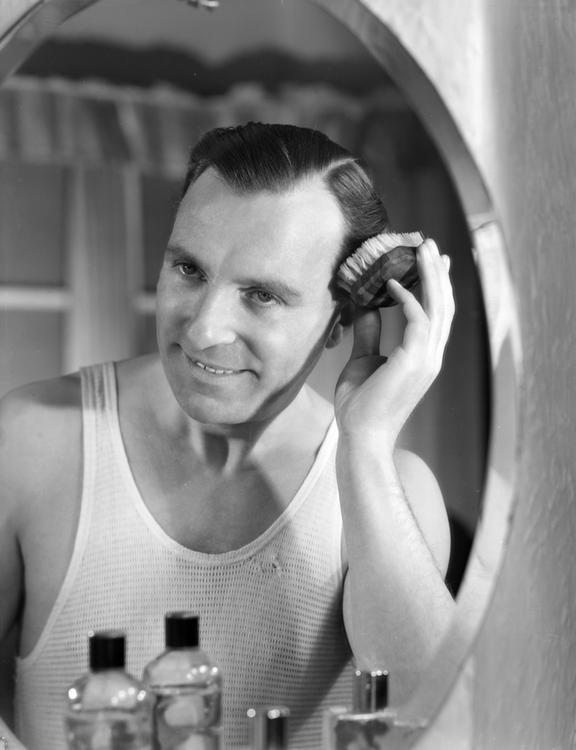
163, 385, 317, 476
187, 419, 267, 474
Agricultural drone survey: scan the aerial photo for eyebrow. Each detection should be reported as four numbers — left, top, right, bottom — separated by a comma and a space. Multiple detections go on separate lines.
165, 244, 303, 302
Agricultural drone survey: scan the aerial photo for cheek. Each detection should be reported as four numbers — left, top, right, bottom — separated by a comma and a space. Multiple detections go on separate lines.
155, 273, 171, 315
154, 298, 172, 337
259, 313, 332, 370
155, 279, 185, 327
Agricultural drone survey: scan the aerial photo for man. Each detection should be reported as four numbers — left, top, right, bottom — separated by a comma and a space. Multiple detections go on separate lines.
0, 123, 454, 750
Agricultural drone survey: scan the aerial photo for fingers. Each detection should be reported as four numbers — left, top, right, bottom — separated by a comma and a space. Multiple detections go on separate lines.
350, 307, 382, 359
349, 238, 454, 369
386, 279, 431, 355
416, 239, 455, 352
385, 238, 455, 374
419, 240, 448, 310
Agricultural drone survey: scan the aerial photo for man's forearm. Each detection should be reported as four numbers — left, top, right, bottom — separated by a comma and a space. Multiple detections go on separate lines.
337, 437, 455, 702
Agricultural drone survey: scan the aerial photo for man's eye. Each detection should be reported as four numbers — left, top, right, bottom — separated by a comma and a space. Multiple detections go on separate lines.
249, 289, 279, 306
175, 262, 202, 278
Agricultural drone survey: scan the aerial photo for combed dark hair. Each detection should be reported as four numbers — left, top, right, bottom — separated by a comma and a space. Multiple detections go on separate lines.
181, 122, 389, 264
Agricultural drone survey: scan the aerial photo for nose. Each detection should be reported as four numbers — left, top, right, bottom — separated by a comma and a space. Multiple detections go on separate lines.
184, 286, 238, 350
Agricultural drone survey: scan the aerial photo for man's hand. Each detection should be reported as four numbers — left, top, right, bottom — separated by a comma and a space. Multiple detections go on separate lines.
334, 238, 454, 449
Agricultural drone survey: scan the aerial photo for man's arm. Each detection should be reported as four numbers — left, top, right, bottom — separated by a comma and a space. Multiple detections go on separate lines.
0, 390, 31, 749
0, 522, 24, 749
0, 376, 81, 750
339, 445, 453, 702
335, 239, 456, 702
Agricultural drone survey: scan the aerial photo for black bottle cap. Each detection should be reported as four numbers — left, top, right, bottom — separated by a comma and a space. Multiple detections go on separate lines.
165, 612, 200, 649
247, 706, 290, 750
353, 669, 389, 712
89, 630, 126, 672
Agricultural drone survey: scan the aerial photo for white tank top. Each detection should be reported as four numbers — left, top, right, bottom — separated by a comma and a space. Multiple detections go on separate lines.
15, 362, 353, 750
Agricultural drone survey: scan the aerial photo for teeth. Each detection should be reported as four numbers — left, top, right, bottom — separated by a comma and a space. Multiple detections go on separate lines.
194, 360, 235, 375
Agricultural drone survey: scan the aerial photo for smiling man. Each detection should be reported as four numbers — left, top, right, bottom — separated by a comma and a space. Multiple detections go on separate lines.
0, 123, 455, 750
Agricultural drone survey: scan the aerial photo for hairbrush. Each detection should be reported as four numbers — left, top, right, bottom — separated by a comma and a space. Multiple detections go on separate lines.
336, 231, 425, 309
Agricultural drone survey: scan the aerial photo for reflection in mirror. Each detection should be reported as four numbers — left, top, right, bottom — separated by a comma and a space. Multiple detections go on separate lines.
0, 0, 491, 743
3, 0, 490, 581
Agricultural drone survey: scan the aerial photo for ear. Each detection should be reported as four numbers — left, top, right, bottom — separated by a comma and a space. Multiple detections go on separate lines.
325, 300, 354, 349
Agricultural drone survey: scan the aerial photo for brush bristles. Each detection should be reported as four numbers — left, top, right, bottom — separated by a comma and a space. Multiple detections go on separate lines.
337, 231, 424, 291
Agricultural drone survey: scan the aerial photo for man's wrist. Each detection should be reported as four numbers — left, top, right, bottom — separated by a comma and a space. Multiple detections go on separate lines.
336, 426, 398, 460
335, 435, 404, 497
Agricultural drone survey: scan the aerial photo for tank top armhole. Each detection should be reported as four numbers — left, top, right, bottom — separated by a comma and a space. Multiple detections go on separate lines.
16, 364, 102, 670
325, 423, 348, 581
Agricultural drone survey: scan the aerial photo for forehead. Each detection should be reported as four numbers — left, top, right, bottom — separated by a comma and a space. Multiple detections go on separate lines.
171, 169, 347, 276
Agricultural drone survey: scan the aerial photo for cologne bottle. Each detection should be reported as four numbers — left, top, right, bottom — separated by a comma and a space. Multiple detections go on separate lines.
247, 705, 290, 750
324, 669, 393, 750
142, 612, 222, 750
65, 630, 153, 750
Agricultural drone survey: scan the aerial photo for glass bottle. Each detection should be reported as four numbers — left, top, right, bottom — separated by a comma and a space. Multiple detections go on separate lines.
142, 612, 222, 750
65, 630, 153, 750
324, 669, 393, 750
247, 705, 290, 750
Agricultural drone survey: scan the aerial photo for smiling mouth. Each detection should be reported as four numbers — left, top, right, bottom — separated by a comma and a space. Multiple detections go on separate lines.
189, 358, 241, 376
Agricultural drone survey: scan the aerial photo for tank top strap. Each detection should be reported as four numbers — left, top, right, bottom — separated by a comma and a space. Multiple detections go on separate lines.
80, 360, 118, 429
77, 360, 125, 530
80, 359, 123, 473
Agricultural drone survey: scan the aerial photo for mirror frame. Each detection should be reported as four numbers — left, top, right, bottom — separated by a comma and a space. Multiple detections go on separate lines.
0, 0, 522, 744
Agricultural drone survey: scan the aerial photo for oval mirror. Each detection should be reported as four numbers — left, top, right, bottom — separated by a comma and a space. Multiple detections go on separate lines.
0, 0, 521, 746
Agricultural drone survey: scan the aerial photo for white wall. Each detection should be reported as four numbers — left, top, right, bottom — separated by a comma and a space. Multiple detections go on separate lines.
466, 3, 576, 746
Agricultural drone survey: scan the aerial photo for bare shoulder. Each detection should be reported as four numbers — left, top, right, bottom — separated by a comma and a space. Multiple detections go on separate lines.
0, 372, 82, 445
0, 374, 82, 521
394, 448, 451, 577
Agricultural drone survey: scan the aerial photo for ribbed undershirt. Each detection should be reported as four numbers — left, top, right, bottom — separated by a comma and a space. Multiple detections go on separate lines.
15, 362, 353, 750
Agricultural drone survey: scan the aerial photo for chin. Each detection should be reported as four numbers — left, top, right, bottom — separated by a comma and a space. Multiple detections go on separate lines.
175, 392, 255, 426
179, 390, 297, 429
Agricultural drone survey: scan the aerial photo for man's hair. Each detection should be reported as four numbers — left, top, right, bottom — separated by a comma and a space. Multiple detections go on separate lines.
181, 122, 389, 264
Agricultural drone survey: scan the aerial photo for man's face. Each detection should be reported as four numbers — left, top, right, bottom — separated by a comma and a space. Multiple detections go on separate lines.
156, 168, 347, 426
